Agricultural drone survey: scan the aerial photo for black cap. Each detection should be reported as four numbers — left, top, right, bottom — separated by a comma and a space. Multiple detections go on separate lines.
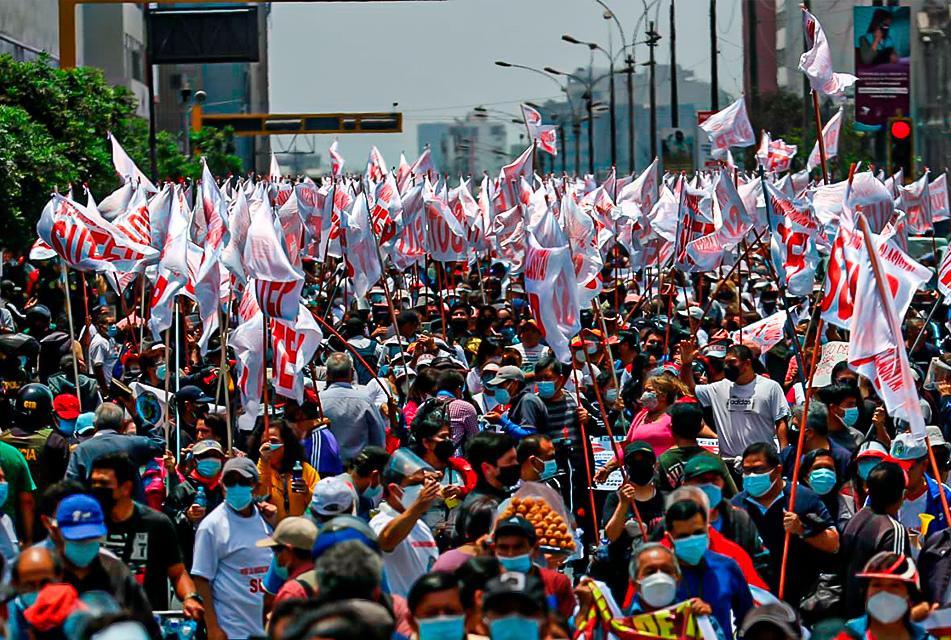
623, 440, 655, 462
175, 385, 213, 404
494, 516, 537, 544
483, 572, 547, 613
739, 602, 800, 639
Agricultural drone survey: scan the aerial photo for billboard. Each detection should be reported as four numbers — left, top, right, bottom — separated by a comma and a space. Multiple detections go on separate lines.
854, 6, 911, 131
661, 128, 694, 173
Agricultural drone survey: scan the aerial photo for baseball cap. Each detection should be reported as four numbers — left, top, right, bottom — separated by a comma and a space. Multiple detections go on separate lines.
856, 440, 889, 461
700, 343, 728, 359
739, 602, 800, 640
312, 515, 381, 559
494, 515, 537, 544
192, 440, 225, 458
53, 394, 80, 421
483, 571, 548, 613
890, 433, 928, 462
518, 319, 540, 332
309, 476, 357, 517
623, 440, 655, 461
175, 385, 213, 404
683, 454, 725, 482
488, 365, 525, 385
75, 412, 96, 436
256, 516, 319, 552
222, 457, 259, 481
55, 494, 107, 541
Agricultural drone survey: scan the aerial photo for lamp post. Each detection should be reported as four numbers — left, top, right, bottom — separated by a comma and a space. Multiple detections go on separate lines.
495, 60, 583, 175
563, 35, 616, 171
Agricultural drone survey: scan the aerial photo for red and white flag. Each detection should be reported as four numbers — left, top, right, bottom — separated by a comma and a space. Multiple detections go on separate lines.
272, 306, 323, 403
562, 192, 603, 302
396, 153, 413, 193
764, 181, 822, 295
197, 158, 231, 282
756, 132, 797, 173
329, 138, 345, 177
108, 132, 157, 193
799, 8, 857, 101
232, 313, 265, 432
700, 97, 755, 159
499, 146, 534, 211
675, 182, 716, 271
808, 107, 844, 172
365, 146, 387, 185
343, 191, 383, 300
730, 310, 788, 352
149, 185, 190, 339
620, 158, 660, 215
713, 166, 752, 246
937, 248, 951, 303
391, 184, 426, 269
493, 206, 526, 273
410, 148, 435, 182
221, 187, 251, 281
521, 103, 543, 129
900, 170, 933, 234
930, 173, 950, 223
524, 231, 581, 362
244, 196, 304, 322
848, 213, 925, 439
269, 153, 282, 181
424, 178, 466, 262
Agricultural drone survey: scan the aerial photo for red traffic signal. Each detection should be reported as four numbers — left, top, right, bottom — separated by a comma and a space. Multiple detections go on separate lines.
890, 120, 911, 139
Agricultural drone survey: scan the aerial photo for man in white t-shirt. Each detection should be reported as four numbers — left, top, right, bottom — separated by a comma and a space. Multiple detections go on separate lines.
87, 312, 119, 390
681, 342, 790, 459
368, 449, 440, 597
192, 457, 273, 640
513, 320, 551, 375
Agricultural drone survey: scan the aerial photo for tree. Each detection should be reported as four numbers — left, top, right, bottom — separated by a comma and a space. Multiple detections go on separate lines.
0, 54, 243, 250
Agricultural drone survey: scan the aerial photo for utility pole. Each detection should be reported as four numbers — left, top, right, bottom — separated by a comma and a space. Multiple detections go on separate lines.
670, 0, 679, 128
710, 0, 719, 110
574, 122, 582, 175
608, 57, 617, 168
646, 21, 661, 160
803, 0, 812, 152
626, 54, 636, 173
748, 0, 759, 112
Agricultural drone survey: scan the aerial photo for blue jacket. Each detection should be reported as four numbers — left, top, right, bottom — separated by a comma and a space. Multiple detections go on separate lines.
846, 615, 934, 640
675, 550, 754, 639
922, 474, 951, 536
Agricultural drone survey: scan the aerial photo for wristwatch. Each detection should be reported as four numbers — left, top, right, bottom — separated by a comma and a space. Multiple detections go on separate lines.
183, 592, 203, 604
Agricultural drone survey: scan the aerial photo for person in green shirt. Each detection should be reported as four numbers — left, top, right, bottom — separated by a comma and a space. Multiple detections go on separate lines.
656, 399, 737, 497
0, 440, 37, 543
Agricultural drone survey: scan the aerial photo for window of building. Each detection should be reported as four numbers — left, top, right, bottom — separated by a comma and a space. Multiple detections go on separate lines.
124, 34, 145, 82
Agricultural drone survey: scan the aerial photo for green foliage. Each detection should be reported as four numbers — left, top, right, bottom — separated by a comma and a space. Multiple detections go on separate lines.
0, 54, 243, 250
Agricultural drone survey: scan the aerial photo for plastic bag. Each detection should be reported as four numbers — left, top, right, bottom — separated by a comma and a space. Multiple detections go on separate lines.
496, 481, 583, 563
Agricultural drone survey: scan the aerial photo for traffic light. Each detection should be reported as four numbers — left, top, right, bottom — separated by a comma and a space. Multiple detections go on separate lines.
887, 116, 914, 179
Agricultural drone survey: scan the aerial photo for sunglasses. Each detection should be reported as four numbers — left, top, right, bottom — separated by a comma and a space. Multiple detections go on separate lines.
222, 477, 254, 488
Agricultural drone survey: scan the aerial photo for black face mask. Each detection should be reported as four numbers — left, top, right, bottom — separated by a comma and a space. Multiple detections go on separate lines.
645, 344, 664, 358
626, 462, 655, 486
433, 439, 455, 461
91, 487, 117, 516
723, 364, 742, 382
497, 464, 521, 487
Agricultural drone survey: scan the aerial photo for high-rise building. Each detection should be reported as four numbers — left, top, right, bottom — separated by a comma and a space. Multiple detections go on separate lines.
0, 0, 58, 63
416, 115, 509, 177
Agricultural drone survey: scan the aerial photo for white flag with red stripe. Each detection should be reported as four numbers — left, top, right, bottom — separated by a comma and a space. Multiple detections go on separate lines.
730, 310, 788, 352
900, 170, 933, 234
524, 231, 581, 362
808, 107, 844, 172
930, 173, 950, 223
329, 138, 345, 178
272, 306, 323, 403
700, 97, 755, 159
764, 181, 822, 295
244, 195, 304, 322
365, 146, 387, 185
198, 159, 231, 282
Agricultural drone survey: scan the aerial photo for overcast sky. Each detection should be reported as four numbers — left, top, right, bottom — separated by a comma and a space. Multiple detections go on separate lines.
268, 0, 744, 172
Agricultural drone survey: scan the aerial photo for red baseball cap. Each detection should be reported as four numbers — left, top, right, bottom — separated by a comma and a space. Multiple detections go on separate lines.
53, 394, 80, 421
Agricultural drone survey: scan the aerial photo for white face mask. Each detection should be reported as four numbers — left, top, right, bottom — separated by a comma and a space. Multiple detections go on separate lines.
638, 572, 678, 609
867, 591, 909, 624
399, 483, 424, 510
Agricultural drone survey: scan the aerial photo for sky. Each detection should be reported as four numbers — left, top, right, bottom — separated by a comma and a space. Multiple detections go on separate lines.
268, 0, 744, 173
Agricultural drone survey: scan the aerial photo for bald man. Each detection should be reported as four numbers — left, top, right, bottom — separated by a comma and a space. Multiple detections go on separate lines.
9, 547, 63, 639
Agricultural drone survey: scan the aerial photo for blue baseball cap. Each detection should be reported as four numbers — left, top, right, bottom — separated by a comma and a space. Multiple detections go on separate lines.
55, 494, 107, 541
75, 412, 96, 436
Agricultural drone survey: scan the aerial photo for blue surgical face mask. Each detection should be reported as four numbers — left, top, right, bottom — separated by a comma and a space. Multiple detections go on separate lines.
270, 443, 284, 451
539, 458, 558, 481
363, 483, 382, 501
498, 553, 532, 573
495, 387, 511, 404
697, 483, 722, 509
809, 468, 837, 495
58, 419, 76, 437
18, 591, 38, 609
271, 552, 289, 581
107, 325, 118, 339
263, 552, 289, 595
418, 615, 466, 640
489, 615, 540, 640
196, 459, 222, 479
858, 459, 880, 481
743, 471, 775, 498
535, 381, 556, 399
605, 388, 618, 403
500, 327, 515, 342
673, 532, 708, 565
225, 485, 254, 511
156, 365, 167, 381
841, 407, 860, 428
63, 540, 100, 568
0, 482, 9, 508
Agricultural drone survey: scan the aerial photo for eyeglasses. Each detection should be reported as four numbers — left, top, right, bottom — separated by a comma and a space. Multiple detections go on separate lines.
222, 477, 254, 488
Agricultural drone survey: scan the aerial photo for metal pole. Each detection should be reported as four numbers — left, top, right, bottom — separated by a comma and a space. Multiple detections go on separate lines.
587, 66, 595, 174
609, 59, 617, 168
574, 123, 582, 175
144, 6, 158, 182
560, 123, 567, 174
710, 0, 719, 110
648, 21, 658, 159
670, 0, 679, 128
626, 56, 636, 173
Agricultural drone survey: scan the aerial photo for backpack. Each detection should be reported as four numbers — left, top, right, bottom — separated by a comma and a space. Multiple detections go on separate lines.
349, 339, 380, 385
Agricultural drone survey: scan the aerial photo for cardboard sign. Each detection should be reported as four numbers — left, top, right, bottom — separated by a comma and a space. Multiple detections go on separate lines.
812, 341, 849, 388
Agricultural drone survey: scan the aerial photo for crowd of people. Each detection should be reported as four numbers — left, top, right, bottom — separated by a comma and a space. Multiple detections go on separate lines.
0, 224, 950, 640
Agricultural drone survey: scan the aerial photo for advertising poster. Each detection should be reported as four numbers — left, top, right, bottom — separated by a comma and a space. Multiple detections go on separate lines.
854, 6, 911, 130
661, 128, 694, 173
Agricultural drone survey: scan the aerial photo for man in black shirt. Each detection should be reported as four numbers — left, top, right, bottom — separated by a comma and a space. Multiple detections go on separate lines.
462, 432, 518, 506
89, 452, 204, 621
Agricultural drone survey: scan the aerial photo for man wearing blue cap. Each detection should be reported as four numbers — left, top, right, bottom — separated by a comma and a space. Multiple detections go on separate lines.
48, 493, 159, 638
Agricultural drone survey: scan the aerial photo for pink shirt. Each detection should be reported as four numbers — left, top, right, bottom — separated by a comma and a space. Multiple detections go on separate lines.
623, 409, 675, 458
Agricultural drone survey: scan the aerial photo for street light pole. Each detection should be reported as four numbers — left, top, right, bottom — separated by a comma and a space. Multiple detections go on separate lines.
647, 21, 660, 159
588, 55, 595, 174
627, 55, 635, 172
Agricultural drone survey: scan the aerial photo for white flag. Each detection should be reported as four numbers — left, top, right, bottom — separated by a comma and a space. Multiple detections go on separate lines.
731, 311, 788, 352
808, 107, 844, 172
108, 132, 157, 193
329, 138, 345, 177
700, 97, 756, 159
799, 8, 857, 101
524, 232, 581, 362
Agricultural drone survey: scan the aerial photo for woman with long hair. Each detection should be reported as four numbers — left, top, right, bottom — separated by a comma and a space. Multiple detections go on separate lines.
250, 419, 320, 521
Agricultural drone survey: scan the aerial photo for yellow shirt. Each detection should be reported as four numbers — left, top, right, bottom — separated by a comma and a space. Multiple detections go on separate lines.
255, 460, 320, 521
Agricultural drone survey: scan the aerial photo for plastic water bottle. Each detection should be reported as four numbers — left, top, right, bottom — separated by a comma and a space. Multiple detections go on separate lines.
194, 486, 207, 509
292, 461, 304, 493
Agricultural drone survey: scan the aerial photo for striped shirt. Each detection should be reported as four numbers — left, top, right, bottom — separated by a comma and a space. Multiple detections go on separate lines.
545, 394, 580, 445
447, 399, 479, 454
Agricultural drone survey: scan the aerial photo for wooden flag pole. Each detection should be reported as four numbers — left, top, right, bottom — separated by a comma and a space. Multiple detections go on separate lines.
569, 354, 600, 541
163, 325, 173, 452
811, 90, 830, 185
261, 312, 271, 434
60, 263, 84, 412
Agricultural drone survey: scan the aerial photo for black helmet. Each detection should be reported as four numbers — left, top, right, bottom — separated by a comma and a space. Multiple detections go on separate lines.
15, 383, 53, 418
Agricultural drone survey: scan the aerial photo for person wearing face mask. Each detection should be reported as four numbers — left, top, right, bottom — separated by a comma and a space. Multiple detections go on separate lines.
661, 499, 753, 638
491, 516, 576, 618
462, 432, 520, 505
681, 342, 791, 463
656, 400, 737, 495
483, 366, 547, 439
89, 453, 202, 619
513, 320, 551, 375
482, 571, 550, 640
473, 362, 502, 413
8, 547, 63, 640
733, 442, 839, 606
370, 448, 441, 596
818, 384, 867, 453
780, 401, 853, 483
603, 442, 666, 545
799, 449, 854, 532
257, 516, 319, 611
432, 369, 480, 454
341, 446, 391, 519
517, 435, 559, 486
449, 302, 474, 347
410, 404, 477, 535
408, 572, 468, 640
641, 329, 667, 363
87, 310, 119, 392
47, 493, 160, 638
847, 552, 933, 640
840, 461, 915, 618
192, 457, 273, 640
252, 420, 320, 521
889, 432, 951, 537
